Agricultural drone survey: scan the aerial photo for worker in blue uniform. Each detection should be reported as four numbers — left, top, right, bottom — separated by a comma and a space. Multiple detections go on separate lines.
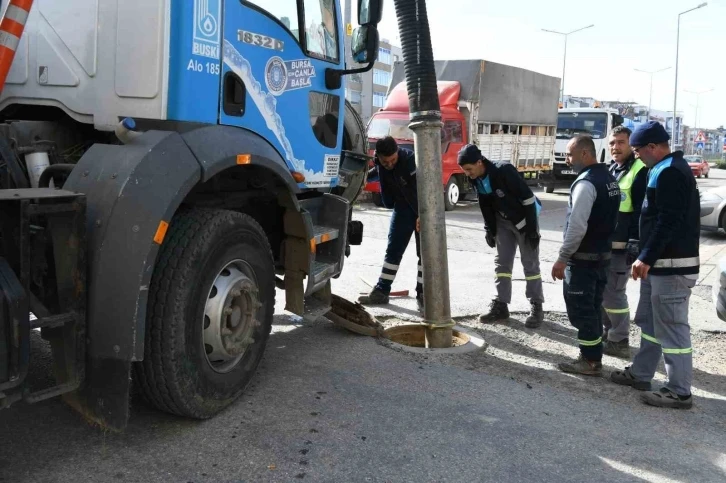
553, 135, 620, 376
610, 121, 700, 410
359, 136, 423, 311
457, 144, 545, 328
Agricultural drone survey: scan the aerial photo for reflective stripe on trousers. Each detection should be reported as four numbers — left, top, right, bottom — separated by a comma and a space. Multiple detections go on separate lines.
493, 216, 544, 304
375, 206, 423, 297
630, 274, 696, 396
601, 253, 632, 343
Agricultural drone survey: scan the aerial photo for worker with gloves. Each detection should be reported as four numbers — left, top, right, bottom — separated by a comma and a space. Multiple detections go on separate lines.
610, 121, 700, 410
553, 135, 620, 376
457, 144, 544, 328
358, 136, 423, 311
601, 126, 647, 359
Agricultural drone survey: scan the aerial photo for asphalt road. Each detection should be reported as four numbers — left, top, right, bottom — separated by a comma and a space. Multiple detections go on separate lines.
2, 168, 726, 483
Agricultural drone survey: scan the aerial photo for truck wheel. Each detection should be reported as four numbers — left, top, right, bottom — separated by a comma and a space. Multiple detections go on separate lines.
371, 192, 383, 207
444, 178, 460, 211
545, 184, 555, 194
134, 208, 274, 419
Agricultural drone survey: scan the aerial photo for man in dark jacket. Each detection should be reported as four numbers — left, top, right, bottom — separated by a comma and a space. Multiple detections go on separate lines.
457, 144, 545, 328
359, 136, 423, 310
601, 126, 647, 358
553, 135, 620, 376
610, 121, 700, 410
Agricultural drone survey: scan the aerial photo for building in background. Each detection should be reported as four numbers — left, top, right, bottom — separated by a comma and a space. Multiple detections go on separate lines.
345, 39, 402, 125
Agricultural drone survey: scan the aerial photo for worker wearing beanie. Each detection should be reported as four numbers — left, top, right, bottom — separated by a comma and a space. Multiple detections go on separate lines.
553, 135, 620, 377
610, 121, 700, 410
457, 144, 545, 328
601, 126, 648, 359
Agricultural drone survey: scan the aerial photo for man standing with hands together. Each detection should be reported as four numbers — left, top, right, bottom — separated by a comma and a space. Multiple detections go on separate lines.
610, 121, 700, 409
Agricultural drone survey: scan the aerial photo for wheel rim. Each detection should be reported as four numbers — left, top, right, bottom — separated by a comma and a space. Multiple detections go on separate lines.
448, 183, 460, 205
203, 259, 261, 374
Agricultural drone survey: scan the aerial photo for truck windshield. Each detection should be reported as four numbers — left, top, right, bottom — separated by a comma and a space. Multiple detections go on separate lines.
557, 113, 608, 140
368, 118, 415, 141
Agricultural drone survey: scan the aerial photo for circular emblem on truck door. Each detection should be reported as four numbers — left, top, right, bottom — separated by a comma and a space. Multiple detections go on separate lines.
265, 57, 287, 96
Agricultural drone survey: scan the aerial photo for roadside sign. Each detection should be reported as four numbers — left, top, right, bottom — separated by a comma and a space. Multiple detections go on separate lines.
695, 131, 706, 143
696, 142, 705, 150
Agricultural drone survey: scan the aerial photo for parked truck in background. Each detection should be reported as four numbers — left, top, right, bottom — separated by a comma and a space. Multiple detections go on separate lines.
0, 0, 383, 430
541, 107, 624, 193
364, 59, 560, 210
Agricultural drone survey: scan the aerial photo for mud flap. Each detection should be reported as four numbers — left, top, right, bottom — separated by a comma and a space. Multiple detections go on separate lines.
63, 358, 132, 432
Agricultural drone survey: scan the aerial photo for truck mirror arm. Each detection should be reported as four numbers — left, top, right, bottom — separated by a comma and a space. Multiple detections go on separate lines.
325, 60, 375, 90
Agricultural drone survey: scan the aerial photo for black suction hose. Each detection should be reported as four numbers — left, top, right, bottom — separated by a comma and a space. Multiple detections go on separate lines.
392, 0, 441, 122
38, 163, 75, 188
0, 134, 29, 188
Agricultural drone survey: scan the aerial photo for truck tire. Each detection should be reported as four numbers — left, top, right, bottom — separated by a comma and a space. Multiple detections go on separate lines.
545, 184, 555, 194
134, 208, 274, 419
444, 178, 460, 211
371, 192, 383, 207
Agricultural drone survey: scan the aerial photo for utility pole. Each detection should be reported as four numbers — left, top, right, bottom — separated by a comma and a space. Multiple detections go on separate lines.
542, 24, 594, 103
684, 88, 714, 129
343, 0, 352, 69
672, 2, 708, 151
634, 67, 671, 121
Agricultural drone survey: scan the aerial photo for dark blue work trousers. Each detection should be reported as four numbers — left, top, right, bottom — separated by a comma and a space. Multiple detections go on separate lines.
375, 203, 423, 299
564, 261, 609, 361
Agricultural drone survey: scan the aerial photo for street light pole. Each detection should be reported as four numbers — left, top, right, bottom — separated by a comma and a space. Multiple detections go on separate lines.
542, 24, 594, 104
634, 67, 671, 120
673, 2, 708, 151
684, 88, 714, 128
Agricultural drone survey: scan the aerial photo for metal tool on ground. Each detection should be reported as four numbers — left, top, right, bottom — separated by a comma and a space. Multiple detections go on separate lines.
358, 277, 409, 297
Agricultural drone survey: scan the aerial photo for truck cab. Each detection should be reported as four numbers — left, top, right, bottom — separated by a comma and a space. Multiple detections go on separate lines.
365, 81, 469, 211
542, 107, 624, 193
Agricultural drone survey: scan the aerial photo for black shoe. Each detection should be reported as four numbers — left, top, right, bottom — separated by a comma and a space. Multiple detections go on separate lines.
479, 299, 509, 323
603, 339, 630, 359
525, 301, 543, 328
640, 388, 693, 409
416, 296, 424, 313
358, 288, 389, 305
609, 366, 651, 391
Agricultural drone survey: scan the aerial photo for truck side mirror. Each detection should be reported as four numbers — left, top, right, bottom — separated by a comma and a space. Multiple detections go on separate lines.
613, 114, 624, 127
358, 0, 383, 25
351, 26, 379, 64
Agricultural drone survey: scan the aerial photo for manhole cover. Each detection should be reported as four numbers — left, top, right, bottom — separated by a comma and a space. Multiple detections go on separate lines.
380, 324, 486, 354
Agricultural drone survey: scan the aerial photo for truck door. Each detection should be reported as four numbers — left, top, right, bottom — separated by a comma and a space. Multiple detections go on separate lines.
219, 0, 346, 189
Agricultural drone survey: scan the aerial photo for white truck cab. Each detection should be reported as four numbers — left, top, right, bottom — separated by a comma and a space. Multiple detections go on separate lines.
541, 107, 624, 193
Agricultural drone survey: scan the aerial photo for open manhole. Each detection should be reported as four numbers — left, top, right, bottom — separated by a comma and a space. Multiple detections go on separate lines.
380, 324, 486, 354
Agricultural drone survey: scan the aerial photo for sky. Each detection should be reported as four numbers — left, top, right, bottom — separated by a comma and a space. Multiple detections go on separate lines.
345, 0, 725, 129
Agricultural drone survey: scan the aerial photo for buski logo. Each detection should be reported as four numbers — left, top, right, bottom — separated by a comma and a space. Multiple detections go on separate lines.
193, 0, 221, 59
265, 57, 316, 96
265, 57, 287, 95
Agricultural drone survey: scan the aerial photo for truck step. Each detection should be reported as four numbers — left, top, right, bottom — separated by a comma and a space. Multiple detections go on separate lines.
312, 225, 340, 245
302, 295, 331, 323
311, 261, 337, 285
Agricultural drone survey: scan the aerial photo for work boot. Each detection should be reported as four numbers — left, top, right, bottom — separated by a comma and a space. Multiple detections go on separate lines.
609, 366, 651, 391
558, 355, 602, 377
603, 339, 630, 359
640, 388, 693, 410
416, 294, 424, 314
525, 301, 544, 328
479, 299, 509, 324
358, 288, 389, 305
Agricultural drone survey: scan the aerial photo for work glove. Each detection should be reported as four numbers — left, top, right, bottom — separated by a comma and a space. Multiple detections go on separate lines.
525, 231, 541, 250
626, 239, 640, 266
485, 231, 496, 248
